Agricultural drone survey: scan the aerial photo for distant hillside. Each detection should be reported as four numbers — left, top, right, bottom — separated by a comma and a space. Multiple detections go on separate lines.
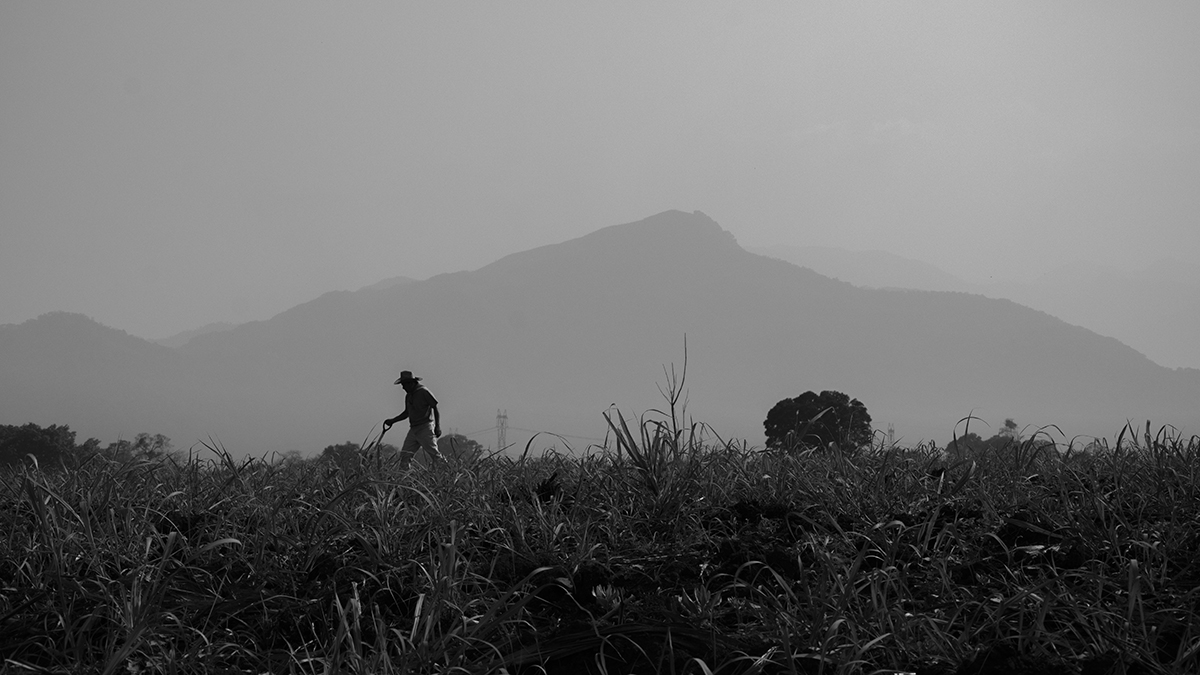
748, 245, 974, 293
989, 261, 1200, 371
153, 321, 238, 348
147, 277, 416, 349
753, 245, 1200, 370
0, 313, 198, 442
4, 211, 1199, 455
358, 276, 417, 292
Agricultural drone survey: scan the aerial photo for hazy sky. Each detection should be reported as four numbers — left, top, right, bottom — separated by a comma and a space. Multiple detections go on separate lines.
3, 2, 1198, 339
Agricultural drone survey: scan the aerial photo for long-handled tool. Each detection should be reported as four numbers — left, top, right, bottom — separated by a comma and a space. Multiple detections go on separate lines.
360, 424, 391, 471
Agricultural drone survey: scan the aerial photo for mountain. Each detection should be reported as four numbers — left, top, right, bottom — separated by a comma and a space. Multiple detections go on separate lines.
0, 313, 200, 442
357, 276, 417, 293
747, 245, 974, 293
989, 262, 1200, 371
152, 321, 238, 348
4, 211, 1199, 455
146, 279, 416, 349
752, 246, 1200, 370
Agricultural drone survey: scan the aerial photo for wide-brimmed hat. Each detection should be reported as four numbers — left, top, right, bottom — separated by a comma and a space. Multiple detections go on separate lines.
394, 370, 422, 385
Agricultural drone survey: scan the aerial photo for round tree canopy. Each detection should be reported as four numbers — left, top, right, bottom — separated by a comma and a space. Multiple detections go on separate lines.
764, 390, 872, 451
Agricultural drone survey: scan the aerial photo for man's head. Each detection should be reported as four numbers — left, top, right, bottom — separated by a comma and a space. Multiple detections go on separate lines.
394, 370, 422, 390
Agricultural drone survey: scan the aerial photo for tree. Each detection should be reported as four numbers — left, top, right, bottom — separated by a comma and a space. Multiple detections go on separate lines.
273, 450, 305, 465
320, 441, 400, 467
0, 423, 78, 467
945, 431, 986, 460
132, 432, 173, 458
321, 441, 362, 463
764, 390, 872, 451
999, 418, 1021, 442
100, 433, 174, 462
945, 420, 1020, 461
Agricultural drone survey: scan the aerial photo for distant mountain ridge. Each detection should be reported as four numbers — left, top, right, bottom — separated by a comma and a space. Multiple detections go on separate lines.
357, 276, 416, 293
748, 245, 973, 293
750, 245, 1200, 370
153, 321, 238, 348
148, 277, 417, 349
3, 211, 1198, 455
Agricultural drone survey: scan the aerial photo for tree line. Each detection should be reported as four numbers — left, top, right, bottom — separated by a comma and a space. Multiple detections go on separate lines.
0, 423, 174, 468
0, 423, 491, 470
7, 393, 1027, 467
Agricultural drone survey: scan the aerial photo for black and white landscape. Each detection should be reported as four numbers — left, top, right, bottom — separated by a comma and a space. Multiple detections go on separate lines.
6, 5, 1200, 673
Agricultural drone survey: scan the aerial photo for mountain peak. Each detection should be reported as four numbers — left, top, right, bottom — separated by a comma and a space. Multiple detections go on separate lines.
3, 311, 124, 338
586, 209, 729, 243
479, 210, 738, 278
2, 312, 171, 354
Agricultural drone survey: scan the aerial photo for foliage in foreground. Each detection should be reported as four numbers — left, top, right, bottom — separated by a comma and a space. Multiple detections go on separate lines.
1, 419, 1199, 674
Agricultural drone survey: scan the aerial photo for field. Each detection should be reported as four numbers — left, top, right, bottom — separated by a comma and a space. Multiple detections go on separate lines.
2, 413, 1198, 674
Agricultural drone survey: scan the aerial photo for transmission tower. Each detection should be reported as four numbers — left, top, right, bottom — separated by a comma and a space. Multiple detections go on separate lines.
497, 409, 508, 450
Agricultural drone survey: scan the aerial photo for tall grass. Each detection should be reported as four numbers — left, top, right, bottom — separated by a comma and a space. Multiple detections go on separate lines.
1, 420, 1197, 674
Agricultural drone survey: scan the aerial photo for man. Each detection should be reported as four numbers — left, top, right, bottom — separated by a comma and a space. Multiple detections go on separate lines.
383, 370, 441, 468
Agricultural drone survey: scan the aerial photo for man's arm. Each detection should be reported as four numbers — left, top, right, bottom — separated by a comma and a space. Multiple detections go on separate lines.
384, 410, 409, 429
432, 405, 441, 437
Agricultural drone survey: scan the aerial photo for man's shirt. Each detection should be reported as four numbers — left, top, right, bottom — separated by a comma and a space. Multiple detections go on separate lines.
405, 386, 439, 426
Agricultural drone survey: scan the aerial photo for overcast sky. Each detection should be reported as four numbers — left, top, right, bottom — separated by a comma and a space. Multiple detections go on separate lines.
3, 2, 1198, 339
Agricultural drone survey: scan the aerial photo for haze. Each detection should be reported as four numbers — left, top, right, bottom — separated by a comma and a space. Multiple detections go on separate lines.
3, 3, 1199, 354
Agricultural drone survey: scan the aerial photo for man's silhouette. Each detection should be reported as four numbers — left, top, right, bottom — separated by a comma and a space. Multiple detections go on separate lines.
384, 370, 441, 469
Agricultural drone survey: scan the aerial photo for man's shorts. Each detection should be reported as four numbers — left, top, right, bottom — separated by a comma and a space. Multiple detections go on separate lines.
400, 423, 439, 462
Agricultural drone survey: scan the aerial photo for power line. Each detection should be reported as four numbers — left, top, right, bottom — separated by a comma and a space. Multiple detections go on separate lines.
453, 414, 606, 447
446, 423, 603, 444
456, 426, 497, 438
507, 426, 606, 443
